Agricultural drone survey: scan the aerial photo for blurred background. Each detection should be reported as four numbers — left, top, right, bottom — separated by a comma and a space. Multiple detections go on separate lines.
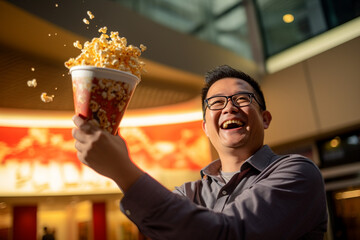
0, 0, 359, 239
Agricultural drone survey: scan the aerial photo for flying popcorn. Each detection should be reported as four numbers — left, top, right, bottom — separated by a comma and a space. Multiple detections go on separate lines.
87, 11, 95, 19
83, 18, 89, 25
65, 11, 146, 134
73, 40, 82, 49
27, 79, 37, 88
65, 12, 147, 79
40, 93, 54, 103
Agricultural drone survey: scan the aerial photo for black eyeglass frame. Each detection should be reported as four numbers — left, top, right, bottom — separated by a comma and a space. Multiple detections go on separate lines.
204, 91, 265, 111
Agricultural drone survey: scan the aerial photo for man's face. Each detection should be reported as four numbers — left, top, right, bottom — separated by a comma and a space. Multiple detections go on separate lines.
202, 78, 271, 155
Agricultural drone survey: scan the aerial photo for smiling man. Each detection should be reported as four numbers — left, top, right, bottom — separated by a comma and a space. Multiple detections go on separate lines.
72, 65, 328, 239
201, 70, 272, 171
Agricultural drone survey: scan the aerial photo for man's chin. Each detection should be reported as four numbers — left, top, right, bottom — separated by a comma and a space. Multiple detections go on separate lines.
220, 134, 246, 146
221, 139, 246, 149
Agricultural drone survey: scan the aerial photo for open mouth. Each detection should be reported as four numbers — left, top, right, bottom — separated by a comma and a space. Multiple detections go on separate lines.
221, 119, 245, 129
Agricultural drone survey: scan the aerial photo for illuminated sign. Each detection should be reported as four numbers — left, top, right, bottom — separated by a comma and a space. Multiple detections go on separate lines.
0, 122, 211, 196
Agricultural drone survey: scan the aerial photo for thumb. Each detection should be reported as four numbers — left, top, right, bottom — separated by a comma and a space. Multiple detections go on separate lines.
72, 115, 99, 134
72, 115, 85, 128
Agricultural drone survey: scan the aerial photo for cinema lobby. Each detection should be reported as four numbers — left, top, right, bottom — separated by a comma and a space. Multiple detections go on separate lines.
0, 0, 359, 239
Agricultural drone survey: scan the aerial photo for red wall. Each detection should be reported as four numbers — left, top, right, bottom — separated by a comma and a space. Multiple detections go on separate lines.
92, 202, 107, 240
12, 206, 37, 240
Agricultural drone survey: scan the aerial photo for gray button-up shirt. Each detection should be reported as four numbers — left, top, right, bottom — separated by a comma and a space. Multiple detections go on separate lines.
121, 145, 328, 239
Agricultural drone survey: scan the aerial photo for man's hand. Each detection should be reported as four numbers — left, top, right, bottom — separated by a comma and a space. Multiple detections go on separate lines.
72, 115, 144, 192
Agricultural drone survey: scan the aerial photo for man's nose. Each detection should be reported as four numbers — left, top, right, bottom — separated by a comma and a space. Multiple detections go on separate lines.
222, 97, 239, 113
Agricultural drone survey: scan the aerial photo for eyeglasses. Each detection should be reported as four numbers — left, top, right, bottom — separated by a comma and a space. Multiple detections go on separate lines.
204, 92, 262, 111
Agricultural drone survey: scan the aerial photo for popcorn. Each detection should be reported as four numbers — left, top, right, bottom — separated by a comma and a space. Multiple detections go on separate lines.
40, 93, 54, 103
83, 18, 90, 25
87, 11, 95, 20
67, 10, 145, 134
27, 79, 37, 88
98, 27, 107, 34
140, 44, 147, 52
65, 13, 147, 79
73, 40, 82, 49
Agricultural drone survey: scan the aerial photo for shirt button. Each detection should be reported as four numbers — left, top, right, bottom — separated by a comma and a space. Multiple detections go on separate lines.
125, 210, 131, 216
222, 190, 227, 195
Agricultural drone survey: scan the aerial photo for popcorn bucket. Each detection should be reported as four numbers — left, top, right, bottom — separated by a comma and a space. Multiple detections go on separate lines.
70, 66, 140, 135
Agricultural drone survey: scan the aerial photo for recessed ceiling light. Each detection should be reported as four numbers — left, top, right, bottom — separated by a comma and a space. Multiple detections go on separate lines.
283, 14, 294, 23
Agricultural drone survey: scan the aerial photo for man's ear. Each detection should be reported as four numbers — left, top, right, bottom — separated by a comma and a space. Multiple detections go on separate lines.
262, 110, 272, 129
202, 120, 209, 137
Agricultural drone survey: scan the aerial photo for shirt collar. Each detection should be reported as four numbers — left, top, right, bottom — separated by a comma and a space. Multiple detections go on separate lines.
244, 145, 278, 172
200, 145, 278, 178
201, 158, 221, 179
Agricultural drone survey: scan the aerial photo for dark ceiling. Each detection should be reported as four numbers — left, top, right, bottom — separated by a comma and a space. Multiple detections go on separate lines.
0, 1, 204, 112
0, 45, 200, 112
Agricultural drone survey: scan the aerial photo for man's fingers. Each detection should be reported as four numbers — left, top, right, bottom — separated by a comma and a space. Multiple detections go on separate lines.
74, 140, 83, 152
77, 151, 89, 166
74, 140, 90, 166
72, 115, 99, 134
72, 127, 87, 143
72, 115, 85, 128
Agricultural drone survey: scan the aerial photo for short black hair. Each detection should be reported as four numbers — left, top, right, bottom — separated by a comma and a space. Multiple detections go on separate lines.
201, 65, 266, 119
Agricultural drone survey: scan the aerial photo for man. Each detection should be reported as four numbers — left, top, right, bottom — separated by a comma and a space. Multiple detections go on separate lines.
42, 227, 55, 240
72, 65, 328, 239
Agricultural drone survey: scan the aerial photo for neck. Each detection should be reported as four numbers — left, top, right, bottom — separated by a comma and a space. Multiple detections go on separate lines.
218, 150, 249, 172
218, 145, 262, 172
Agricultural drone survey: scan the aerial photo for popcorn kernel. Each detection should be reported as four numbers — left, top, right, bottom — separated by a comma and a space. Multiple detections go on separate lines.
73, 41, 82, 49
98, 27, 107, 34
27, 79, 37, 88
87, 11, 95, 19
40, 93, 54, 103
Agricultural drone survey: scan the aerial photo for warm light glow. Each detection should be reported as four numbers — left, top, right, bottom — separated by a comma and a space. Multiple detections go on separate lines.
122, 97, 203, 126
0, 98, 203, 128
330, 137, 341, 148
0, 97, 210, 196
0, 118, 210, 195
154, 142, 176, 153
48, 162, 64, 191
33, 162, 49, 186
283, 14, 294, 23
0, 110, 203, 128
267, 17, 360, 73
121, 111, 203, 127
18, 162, 32, 178
0, 109, 74, 128
63, 163, 80, 184
335, 189, 360, 200
0, 202, 7, 209
75, 201, 92, 221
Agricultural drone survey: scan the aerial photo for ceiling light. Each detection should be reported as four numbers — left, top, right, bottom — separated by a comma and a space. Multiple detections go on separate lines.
283, 14, 294, 23
330, 137, 341, 148
335, 189, 360, 200
0, 98, 203, 128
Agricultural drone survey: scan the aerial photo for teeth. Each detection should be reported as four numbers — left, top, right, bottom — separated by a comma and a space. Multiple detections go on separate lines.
222, 119, 244, 129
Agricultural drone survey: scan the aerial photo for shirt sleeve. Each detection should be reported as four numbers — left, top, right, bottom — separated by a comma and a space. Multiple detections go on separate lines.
224, 157, 328, 239
120, 174, 230, 239
120, 157, 327, 240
